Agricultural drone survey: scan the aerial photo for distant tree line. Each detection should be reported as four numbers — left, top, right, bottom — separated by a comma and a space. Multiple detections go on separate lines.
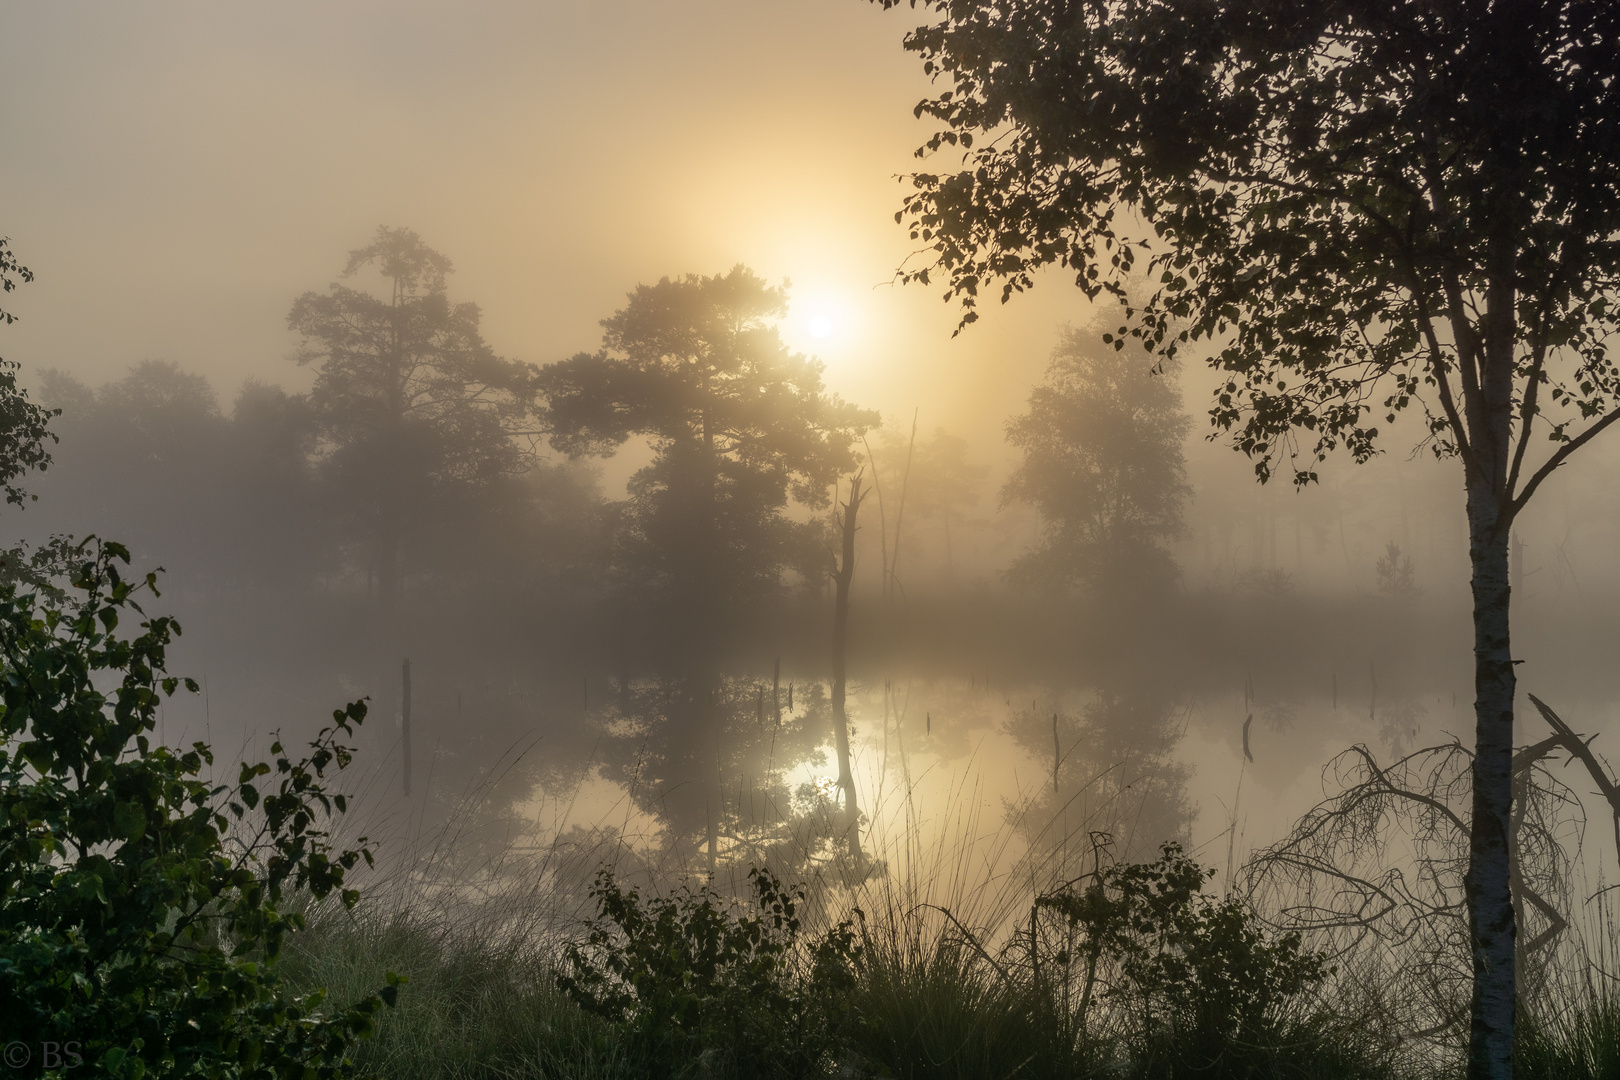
16, 227, 1201, 875
27, 227, 1197, 620
35, 356, 605, 601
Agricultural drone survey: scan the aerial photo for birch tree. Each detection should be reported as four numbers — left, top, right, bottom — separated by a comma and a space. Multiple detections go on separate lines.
870, 2, 1620, 1075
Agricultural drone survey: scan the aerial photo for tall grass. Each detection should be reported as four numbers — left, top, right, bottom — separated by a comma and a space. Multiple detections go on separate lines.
282, 904, 627, 1080
282, 862, 1402, 1080
1517, 890, 1620, 1080
845, 910, 1095, 1080
276, 698, 1620, 1080
1520, 987, 1620, 1080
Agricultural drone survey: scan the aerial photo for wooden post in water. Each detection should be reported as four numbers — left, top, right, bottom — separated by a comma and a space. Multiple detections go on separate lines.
1053, 713, 1060, 792
402, 658, 413, 797
831, 471, 866, 861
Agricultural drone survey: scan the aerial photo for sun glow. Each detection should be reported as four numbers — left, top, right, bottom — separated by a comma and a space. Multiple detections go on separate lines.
787, 288, 859, 356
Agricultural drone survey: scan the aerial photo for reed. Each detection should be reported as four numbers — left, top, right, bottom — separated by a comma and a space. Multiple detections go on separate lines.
274, 673, 1620, 1080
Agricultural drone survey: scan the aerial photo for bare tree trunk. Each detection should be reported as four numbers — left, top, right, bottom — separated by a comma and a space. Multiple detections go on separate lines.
1466, 260, 1519, 1080
1527, 694, 1620, 869
706, 683, 720, 877
707, 794, 718, 876
1052, 713, 1060, 793
831, 473, 866, 861
1467, 496, 1516, 1080
683, 425, 724, 879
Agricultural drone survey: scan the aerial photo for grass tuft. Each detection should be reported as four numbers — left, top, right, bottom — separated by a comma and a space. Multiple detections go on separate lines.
283, 905, 626, 1080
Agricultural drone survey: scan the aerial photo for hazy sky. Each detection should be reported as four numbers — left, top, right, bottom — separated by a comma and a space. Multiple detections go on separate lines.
12, 1, 1611, 593
2, 1, 1085, 449
13, 3, 1620, 887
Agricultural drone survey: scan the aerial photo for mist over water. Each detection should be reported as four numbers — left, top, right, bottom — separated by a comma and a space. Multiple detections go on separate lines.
11, 339, 1620, 915
6, 3, 1620, 1028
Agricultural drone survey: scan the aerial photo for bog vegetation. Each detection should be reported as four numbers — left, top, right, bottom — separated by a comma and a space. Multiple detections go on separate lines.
6, 3, 1620, 1073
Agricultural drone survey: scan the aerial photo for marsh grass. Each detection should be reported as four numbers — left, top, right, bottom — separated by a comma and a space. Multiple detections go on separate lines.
283, 860, 1400, 1080
276, 699, 1620, 1080
1517, 894, 1620, 1080
1520, 987, 1620, 1080
283, 903, 628, 1080
844, 911, 1098, 1080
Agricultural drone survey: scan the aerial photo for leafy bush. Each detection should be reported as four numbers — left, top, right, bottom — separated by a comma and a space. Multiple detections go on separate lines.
558, 865, 860, 1079
1038, 842, 1336, 1078
0, 540, 398, 1079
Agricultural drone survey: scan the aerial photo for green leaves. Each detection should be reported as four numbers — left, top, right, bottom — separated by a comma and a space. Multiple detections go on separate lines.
0, 538, 397, 1078
559, 865, 861, 1079
110, 800, 146, 841
877, 0, 1620, 498
1037, 843, 1330, 1073
0, 238, 57, 508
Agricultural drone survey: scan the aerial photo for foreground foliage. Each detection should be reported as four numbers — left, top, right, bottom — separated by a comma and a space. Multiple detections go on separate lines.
1035, 843, 1334, 1077
559, 866, 861, 1079
299, 842, 1397, 1080
0, 541, 397, 1078
0, 237, 60, 508
854, 841, 1363, 1080
282, 905, 627, 1080
871, 2, 1620, 1074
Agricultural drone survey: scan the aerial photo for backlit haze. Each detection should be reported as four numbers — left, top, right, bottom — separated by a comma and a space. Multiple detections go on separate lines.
1, 1, 1069, 448
5, 0, 1620, 911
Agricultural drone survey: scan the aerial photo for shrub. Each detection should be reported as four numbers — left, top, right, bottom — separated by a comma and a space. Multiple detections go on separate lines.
558, 865, 860, 1079
1038, 842, 1336, 1078
0, 540, 398, 1079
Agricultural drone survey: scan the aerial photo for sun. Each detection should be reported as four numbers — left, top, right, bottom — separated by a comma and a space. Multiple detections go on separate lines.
788, 290, 856, 353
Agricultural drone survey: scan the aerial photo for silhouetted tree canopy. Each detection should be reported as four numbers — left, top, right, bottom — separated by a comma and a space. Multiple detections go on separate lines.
1004, 323, 1190, 593
93, 359, 223, 463
288, 227, 540, 606
874, 2, 1620, 1074
34, 358, 601, 603
36, 363, 333, 587
540, 265, 878, 608
0, 238, 56, 508
540, 266, 877, 871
